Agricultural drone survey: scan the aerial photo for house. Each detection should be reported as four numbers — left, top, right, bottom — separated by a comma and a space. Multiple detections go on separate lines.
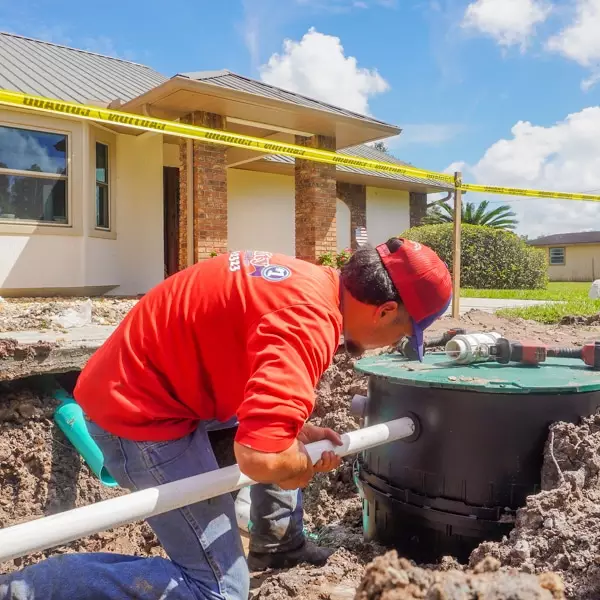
529, 232, 600, 282
0, 32, 452, 297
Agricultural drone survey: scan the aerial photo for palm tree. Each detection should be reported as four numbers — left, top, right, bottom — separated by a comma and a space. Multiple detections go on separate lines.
423, 199, 518, 230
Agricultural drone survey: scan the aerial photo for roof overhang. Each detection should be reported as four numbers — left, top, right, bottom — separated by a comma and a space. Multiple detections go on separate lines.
232, 157, 449, 194
530, 241, 600, 247
120, 76, 400, 150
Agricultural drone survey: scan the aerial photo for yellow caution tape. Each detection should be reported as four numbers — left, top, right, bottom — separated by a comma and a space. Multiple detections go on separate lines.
0, 89, 454, 185
461, 183, 600, 202
3, 89, 600, 203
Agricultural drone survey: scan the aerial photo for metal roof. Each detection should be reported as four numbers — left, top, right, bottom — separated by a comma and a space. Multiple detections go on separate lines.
178, 70, 397, 129
0, 31, 167, 104
0, 34, 440, 189
529, 231, 600, 246
263, 143, 454, 190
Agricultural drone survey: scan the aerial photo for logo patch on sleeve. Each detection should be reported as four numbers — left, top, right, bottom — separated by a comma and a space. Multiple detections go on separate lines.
261, 264, 291, 282
228, 251, 292, 282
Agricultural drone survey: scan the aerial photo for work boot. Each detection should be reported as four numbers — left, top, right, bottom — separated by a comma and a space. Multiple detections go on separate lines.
247, 540, 334, 572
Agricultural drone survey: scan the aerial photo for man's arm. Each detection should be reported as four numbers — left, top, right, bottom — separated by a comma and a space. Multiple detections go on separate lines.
235, 424, 342, 489
234, 303, 342, 488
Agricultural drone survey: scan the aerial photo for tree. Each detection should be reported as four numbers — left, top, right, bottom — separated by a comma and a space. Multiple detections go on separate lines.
372, 141, 388, 153
423, 198, 518, 231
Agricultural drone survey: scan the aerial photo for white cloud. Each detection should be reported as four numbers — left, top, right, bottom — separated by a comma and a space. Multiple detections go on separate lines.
241, 0, 395, 68
259, 28, 390, 115
294, 0, 395, 9
450, 106, 600, 239
462, 0, 551, 49
444, 161, 467, 175
546, 0, 600, 89
387, 124, 464, 147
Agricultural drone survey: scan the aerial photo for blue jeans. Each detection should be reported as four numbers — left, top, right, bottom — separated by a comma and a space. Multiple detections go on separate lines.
0, 419, 304, 600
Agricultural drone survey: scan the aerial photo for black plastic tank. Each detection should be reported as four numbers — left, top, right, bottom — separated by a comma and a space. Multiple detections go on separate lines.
353, 354, 600, 563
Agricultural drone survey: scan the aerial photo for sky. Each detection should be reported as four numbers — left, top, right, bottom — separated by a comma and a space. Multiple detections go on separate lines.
2, 0, 600, 238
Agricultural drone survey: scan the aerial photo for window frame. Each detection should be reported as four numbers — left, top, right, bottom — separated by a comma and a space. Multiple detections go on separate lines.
95, 141, 110, 231
88, 126, 116, 240
0, 122, 71, 228
549, 246, 566, 266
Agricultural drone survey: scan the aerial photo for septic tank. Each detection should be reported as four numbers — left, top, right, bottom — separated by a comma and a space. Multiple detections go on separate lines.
353, 353, 600, 563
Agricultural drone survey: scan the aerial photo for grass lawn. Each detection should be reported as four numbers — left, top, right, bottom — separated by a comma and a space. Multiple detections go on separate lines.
497, 300, 600, 324
461, 282, 590, 302
461, 282, 600, 324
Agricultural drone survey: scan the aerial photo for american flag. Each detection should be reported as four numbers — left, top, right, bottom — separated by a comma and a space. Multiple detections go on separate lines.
355, 227, 368, 247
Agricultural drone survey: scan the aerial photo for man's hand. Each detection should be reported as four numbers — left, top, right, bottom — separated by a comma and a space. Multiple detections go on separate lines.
297, 423, 343, 474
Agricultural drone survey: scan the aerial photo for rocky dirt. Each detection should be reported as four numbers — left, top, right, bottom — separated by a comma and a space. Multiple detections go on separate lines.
471, 412, 600, 600
428, 309, 600, 348
1, 309, 600, 599
356, 555, 566, 600
0, 297, 138, 332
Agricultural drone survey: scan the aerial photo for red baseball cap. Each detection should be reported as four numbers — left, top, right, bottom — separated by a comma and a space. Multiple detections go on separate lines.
376, 238, 452, 360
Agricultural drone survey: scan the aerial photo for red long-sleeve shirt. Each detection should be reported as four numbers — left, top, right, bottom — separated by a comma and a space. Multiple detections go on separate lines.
74, 251, 342, 453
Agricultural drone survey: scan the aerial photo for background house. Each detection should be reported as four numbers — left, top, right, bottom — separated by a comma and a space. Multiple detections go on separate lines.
0, 32, 452, 297
529, 232, 600, 282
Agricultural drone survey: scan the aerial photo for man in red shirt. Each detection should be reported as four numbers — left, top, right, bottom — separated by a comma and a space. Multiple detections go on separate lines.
0, 238, 451, 600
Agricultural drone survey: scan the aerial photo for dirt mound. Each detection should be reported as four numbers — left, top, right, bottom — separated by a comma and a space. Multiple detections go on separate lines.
560, 314, 600, 326
356, 553, 565, 600
0, 379, 166, 574
470, 413, 600, 599
0, 297, 138, 332
4, 317, 600, 600
303, 350, 368, 530
431, 310, 600, 347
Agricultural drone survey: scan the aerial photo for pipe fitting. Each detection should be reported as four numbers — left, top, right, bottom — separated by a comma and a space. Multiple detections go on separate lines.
351, 394, 368, 418
397, 413, 421, 443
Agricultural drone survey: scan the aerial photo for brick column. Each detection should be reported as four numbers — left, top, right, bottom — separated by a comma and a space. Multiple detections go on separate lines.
177, 111, 228, 268
177, 117, 191, 271
192, 112, 228, 262
295, 135, 337, 262
409, 192, 428, 228
337, 182, 366, 250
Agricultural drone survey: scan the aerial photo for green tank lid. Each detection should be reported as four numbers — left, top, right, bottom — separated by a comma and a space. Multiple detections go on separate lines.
355, 353, 600, 394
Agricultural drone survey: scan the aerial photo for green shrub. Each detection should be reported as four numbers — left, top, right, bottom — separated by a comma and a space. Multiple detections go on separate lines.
400, 223, 548, 290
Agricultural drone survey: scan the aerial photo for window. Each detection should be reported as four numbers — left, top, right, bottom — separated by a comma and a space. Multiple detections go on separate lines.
549, 247, 565, 265
0, 125, 68, 224
95, 142, 110, 230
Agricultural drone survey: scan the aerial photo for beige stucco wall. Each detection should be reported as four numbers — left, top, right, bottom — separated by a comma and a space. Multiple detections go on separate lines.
0, 106, 166, 296
227, 169, 296, 255
366, 186, 410, 246
163, 143, 179, 168
544, 244, 600, 282
336, 199, 351, 251
228, 170, 411, 256
111, 133, 165, 295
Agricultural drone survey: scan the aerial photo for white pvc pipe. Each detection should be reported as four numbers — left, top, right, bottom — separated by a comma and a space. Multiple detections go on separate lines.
0, 417, 414, 562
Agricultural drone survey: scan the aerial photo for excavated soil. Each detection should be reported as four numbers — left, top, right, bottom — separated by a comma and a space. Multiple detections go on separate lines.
0, 297, 138, 331
471, 412, 600, 599
2, 310, 600, 599
356, 555, 566, 600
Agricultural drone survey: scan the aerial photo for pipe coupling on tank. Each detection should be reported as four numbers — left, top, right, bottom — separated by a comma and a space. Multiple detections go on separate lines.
397, 412, 421, 443
350, 394, 368, 417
